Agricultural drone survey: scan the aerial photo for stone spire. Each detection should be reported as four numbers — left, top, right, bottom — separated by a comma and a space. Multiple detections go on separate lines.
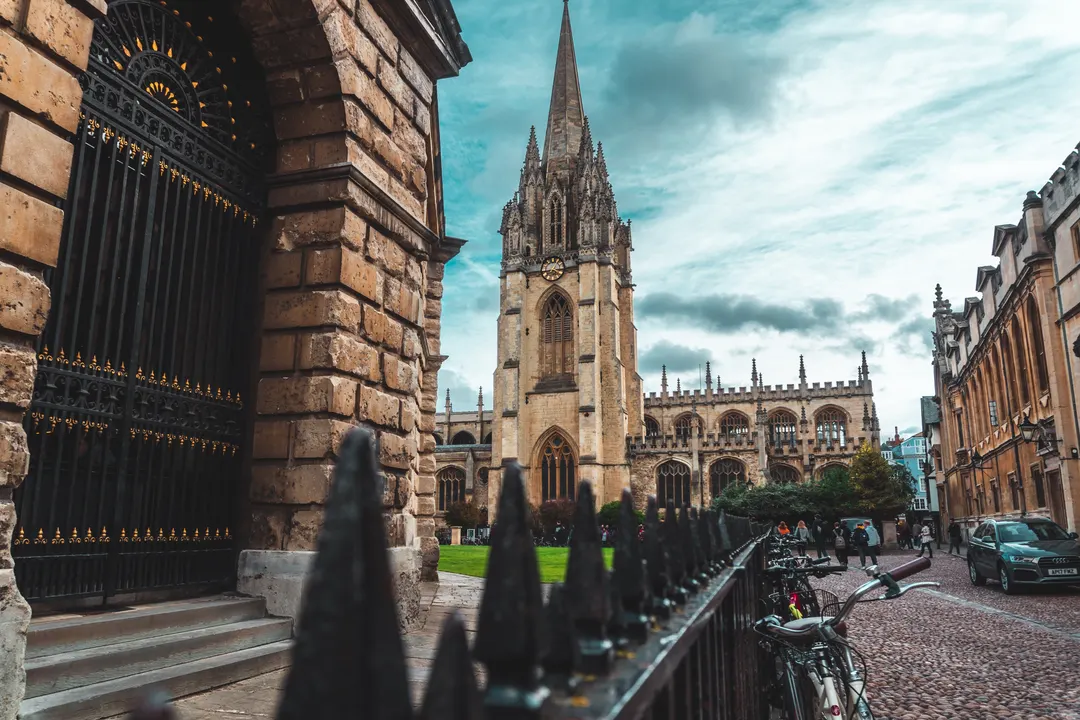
445, 388, 452, 413
661, 365, 668, 393
676, 378, 681, 394
863, 401, 871, 430
751, 358, 758, 386
523, 125, 540, 171
704, 361, 712, 391
798, 355, 806, 386
542, 0, 585, 179
477, 386, 484, 409
860, 350, 869, 378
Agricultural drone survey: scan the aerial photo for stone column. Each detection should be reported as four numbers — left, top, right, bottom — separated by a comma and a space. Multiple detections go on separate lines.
0, 1, 106, 716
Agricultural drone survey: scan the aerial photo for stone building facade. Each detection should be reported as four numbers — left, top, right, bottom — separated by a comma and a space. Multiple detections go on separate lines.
931, 190, 1078, 536
0, 0, 469, 712
434, 3, 878, 523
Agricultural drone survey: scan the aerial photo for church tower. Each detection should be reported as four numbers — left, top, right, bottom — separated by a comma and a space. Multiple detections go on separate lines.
489, 1, 642, 516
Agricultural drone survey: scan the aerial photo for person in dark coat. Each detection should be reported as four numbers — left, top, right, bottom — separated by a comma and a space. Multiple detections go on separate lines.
811, 513, 830, 559
948, 518, 963, 554
852, 523, 877, 567
832, 521, 851, 567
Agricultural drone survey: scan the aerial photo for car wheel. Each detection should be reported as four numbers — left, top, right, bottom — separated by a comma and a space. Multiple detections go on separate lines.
968, 559, 986, 586
998, 563, 1017, 595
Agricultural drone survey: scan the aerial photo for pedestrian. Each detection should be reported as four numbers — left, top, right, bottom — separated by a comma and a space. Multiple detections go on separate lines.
897, 519, 910, 550
777, 521, 790, 536
865, 521, 881, 559
948, 518, 963, 554
852, 523, 877, 567
794, 520, 811, 555
917, 522, 934, 558
911, 520, 923, 550
833, 521, 850, 567
812, 513, 830, 559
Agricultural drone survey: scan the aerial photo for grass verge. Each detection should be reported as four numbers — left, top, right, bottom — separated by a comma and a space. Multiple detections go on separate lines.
437, 545, 614, 584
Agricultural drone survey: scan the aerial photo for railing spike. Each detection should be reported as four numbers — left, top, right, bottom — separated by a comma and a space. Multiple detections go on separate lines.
663, 500, 688, 605
474, 462, 551, 717
717, 510, 734, 564
688, 507, 710, 584
418, 611, 483, 720
606, 570, 628, 654
643, 495, 672, 620
276, 428, 412, 720
565, 480, 614, 676
677, 506, 701, 594
706, 510, 724, 572
542, 582, 580, 695
696, 508, 718, 578
612, 488, 649, 644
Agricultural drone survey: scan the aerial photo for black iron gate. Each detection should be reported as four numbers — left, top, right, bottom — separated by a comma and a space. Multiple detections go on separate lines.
13, 0, 272, 603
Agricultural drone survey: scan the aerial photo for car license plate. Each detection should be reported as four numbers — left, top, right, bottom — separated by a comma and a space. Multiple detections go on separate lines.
1047, 568, 1078, 576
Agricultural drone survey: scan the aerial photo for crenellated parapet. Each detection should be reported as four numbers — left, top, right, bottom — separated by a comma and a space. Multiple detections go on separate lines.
1039, 143, 1080, 229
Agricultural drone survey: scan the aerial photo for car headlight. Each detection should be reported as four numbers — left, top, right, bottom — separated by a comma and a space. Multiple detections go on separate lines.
1006, 554, 1038, 564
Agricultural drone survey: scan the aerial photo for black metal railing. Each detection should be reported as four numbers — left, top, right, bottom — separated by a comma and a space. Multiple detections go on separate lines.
130, 427, 770, 720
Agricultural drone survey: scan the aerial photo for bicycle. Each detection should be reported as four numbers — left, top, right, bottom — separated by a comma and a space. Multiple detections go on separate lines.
763, 558, 844, 621
756, 556, 939, 720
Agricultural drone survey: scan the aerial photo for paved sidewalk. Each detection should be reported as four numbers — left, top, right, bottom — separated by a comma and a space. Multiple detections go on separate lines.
170, 573, 485, 719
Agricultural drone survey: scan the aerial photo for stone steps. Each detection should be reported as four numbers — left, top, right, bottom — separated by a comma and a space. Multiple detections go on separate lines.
21, 597, 293, 720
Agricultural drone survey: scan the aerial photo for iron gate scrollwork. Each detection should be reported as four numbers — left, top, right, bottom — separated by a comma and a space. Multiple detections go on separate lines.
13, 0, 273, 603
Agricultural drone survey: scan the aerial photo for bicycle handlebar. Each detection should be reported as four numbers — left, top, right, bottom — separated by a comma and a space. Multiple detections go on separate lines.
884, 556, 931, 582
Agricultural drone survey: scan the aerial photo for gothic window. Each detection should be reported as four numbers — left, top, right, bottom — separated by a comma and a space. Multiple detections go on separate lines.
1027, 297, 1050, 394
644, 416, 660, 437
815, 408, 847, 445
709, 458, 745, 496
483, 432, 493, 444
541, 292, 574, 379
451, 431, 477, 445
437, 467, 465, 512
656, 460, 692, 509
770, 464, 800, 484
1000, 333, 1019, 412
674, 414, 704, 441
433, 433, 444, 446
548, 196, 564, 250
718, 412, 749, 441
1012, 317, 1031, 406
540, 432, 576, 502
768, 410, 798, 447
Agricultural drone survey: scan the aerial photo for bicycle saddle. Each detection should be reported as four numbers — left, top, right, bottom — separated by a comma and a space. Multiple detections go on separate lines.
780, 616, 847, 640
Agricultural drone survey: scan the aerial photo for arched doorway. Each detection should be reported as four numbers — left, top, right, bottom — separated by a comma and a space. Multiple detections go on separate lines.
14, 0, 272, 603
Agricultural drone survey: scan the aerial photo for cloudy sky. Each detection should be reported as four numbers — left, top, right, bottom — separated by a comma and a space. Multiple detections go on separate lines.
434, 0, 1080, 437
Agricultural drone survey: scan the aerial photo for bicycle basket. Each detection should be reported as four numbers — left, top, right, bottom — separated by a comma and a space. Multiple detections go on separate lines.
816, 589, 841, 617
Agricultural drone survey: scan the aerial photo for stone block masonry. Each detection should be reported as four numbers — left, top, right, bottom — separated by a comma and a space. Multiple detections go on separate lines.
0, 1, 105, 718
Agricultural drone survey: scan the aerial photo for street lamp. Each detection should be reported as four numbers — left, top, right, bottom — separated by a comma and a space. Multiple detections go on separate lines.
1019, 414, 1039, 444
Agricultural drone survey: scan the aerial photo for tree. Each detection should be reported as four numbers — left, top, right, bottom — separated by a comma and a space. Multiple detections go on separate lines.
849, 441, 914, 519
538, 498, 575, 535
445, 500, 481, 529
805, 465, 862, 519
597, 500, 644, 529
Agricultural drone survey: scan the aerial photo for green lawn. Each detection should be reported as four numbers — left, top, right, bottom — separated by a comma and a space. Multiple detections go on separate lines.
438, 545, 614, 583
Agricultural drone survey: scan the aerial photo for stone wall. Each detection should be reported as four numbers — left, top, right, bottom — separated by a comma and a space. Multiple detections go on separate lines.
236, 0, 467, 617
0, 0, 105, 716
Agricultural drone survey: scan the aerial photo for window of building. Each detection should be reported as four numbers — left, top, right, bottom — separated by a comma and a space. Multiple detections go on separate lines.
815, 408, 847, 445
437, 467, 465, 511
955, 411, 965, 448
644, 416, 660, 437
709, 458, 745, 496
771, 464, 800, 484
1027, 296, 1050, 394
540, 433, 576, 502
991, 478, 1000, 513
1000, 334, 1020, 412
541, 292, 574, 379
1030, 463, 1046, 509
674, 414, 704, 442
1008, 472, 1019, 511
433, 433, 444, 446
548, 196, 563, 249
451, 431, 476, 445
1072, 221, 1080, 261
657, 460, 692, 509
718, 412, 749, 441
1012, 317, 1031, 406
769, 410, 798, 447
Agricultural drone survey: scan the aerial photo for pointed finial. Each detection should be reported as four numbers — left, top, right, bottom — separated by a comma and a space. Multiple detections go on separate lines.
799, 355, 806, 383
861, 350, 870, 377
751, 358, 758, 385
935, 283, 943, 302
661, 365, 668, 393
801, 405, 807, 422
418, 612, 483, 720
612, 489, 649, 644
445, 387, 452, 412
705, 361, 712, 389
541, 583, 580, 694
676, 378, 681, 393
643, 496, 672, 619
663, 501, 689, 605
477, 386, 483, 408
565, 480, 614, 675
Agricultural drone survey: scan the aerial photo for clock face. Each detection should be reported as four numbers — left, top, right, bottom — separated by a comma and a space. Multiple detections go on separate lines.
541, 257, 565, 282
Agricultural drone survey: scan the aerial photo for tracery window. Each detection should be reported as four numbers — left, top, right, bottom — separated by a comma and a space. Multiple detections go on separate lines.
656, 460, 692, 509
718, 412, 750, 441
644, 416, 660, 437
709, 458, 746, 496
1027, 297, 1049, 394
768, 410, 798, 447
770, 464, 800, 484
540, 433, 576, 502
1012, 317, 1031, 406
674, 414, 704, 441
815, 407, 847, 445
549, 196, 563, 249
541, 292, 574, 379
451, 430, 476, 445
437, 467, 465, 512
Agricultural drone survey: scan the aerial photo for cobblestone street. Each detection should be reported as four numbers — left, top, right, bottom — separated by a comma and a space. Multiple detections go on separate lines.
815, 548, 1080, 720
